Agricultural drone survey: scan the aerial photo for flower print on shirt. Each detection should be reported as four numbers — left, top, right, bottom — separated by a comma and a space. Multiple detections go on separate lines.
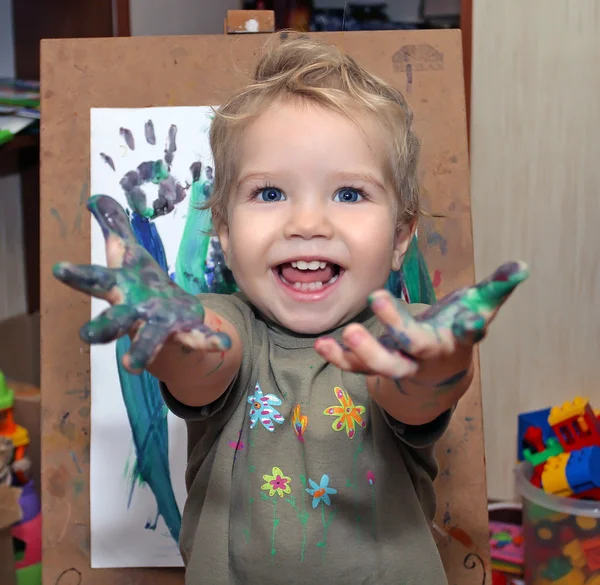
323, 386, 367, 438
292, 403, 308, 443
306, 474, 337, 509
248, 383, 285, 432
261, 467, 292, 498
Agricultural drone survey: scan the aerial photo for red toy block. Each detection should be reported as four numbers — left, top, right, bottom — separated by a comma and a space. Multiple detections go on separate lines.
549, 397, 600, 452
531, 464, 544, 488
524, 425, 546, 453
583, 536, 600, 572
575, 487, 600, 501
559, 525, 578, 545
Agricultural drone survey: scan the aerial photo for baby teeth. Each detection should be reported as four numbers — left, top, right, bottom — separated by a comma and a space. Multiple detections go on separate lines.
291, 260, 327, 270
293, 281, 324, 291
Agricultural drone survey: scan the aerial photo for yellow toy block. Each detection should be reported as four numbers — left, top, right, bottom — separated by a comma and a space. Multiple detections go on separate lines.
542, 453, 573, 497
549, 396, 590, 426
563, 539, 588, 570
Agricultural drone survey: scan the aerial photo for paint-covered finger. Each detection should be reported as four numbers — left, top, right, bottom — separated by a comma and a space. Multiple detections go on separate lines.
80, 304, 139, 344
125, 323, 170, 373
343, 324, 418, 378
52, 262, 120, 300
369, 292, 444, 356
314, 336, 369, 373
468, 260, 529, 316
447, 261, 529, 344
88, 194, 136, 242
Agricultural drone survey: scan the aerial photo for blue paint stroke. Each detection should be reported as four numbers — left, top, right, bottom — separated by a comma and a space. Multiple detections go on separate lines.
115, 210, 181, 543
426, 230, 448, 256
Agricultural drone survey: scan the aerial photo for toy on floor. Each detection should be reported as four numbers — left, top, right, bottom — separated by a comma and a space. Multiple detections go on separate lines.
0, 372, 41, 585
0, 372, 30, 485
489, 520, 525, 575
12, 481, 42, 585
518, 397, 600, 585
518, 397, 600, 500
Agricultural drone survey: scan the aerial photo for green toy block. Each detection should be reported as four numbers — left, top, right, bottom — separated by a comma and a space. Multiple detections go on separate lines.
523, 437, 563, 467
0, 370, 14, 411
540, 556, 572, 581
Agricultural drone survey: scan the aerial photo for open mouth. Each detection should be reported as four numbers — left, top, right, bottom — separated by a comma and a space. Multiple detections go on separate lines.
275, 260, 343, 292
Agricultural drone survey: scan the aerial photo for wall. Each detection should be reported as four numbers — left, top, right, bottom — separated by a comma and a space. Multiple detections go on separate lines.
471, 0, 600, 499
129, 0, 241, 36
0, 0, 27, 320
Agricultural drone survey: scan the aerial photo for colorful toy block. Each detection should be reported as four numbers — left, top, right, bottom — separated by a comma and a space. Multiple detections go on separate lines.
565, 446, 600, 496
518, 407, 554, 461
540, 556, 587, 585
563, 538, 588, 570
540, 447, 600, 498
0, 372, 29, 482
542, 453, 573, 497
582, 536, 600, 572
549, 397, 600, 453
525, 437, 564, 468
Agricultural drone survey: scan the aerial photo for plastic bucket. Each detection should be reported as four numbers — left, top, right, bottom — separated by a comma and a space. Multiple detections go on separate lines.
515, 461, 600, 585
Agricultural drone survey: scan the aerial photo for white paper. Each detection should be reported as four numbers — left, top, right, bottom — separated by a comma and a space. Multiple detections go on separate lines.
89, 106, 216, 568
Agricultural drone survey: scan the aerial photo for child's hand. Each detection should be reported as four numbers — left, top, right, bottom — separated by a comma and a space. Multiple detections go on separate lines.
315, 261, 529, 422
53, 194, 231, 374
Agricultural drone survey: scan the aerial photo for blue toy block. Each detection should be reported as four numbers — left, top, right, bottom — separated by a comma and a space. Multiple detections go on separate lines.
565, 446, 600, 494
517, 408, 553, 461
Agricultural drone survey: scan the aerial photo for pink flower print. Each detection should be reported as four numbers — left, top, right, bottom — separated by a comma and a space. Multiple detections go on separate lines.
261, 467, 292, 498
248, 383, 285, 432
367, 470, 375, 485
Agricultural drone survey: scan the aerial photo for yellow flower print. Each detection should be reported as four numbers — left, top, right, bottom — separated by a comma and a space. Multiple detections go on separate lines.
261, 466, 292, 498
323, 387, 367, 439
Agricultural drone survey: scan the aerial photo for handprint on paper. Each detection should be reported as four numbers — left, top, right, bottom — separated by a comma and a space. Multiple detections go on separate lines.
101, 120, 187, 220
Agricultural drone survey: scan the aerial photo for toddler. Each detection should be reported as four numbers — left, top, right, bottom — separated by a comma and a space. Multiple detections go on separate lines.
54, 37, 528, 585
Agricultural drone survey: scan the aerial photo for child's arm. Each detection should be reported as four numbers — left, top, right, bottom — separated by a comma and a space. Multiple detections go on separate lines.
53, 194, 242, 408
315, 261, 529, 426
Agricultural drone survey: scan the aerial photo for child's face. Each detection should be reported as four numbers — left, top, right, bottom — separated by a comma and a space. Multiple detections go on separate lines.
218, 101, 413, 334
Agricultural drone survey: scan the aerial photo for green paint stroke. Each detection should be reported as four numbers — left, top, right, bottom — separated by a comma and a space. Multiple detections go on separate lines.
286, 476, 311, 562
174, 174, 212, 295
316, 503, 337, 561
259, 492, 279, 561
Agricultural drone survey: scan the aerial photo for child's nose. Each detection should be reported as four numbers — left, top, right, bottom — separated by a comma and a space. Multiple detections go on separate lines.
283, 202, 334, 240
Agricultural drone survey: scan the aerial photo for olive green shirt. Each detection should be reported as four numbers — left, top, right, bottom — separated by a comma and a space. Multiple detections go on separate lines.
162, 292, 450, 585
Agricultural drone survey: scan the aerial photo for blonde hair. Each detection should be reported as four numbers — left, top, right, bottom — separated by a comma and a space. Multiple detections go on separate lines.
205, 36, 421, 231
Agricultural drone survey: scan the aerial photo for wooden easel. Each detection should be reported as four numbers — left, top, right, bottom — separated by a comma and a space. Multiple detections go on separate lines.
39, 12, 490, 585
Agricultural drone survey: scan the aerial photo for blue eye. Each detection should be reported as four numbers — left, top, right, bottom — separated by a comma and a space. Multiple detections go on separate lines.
334, 188, 363, 203
258, 187, 285, 202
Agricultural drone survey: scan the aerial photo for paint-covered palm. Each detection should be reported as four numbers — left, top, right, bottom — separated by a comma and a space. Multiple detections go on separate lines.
379, 261, 530, 354
53, 194, 231, 373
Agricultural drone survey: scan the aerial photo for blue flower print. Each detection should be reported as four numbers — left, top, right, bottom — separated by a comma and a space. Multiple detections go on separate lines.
248, 383, 285, 432
306, 474, 337, 509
